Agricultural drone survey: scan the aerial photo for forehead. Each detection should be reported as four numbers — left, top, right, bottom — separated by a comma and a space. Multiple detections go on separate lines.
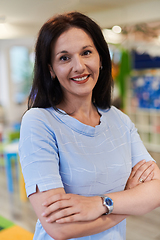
53, 27, 95, 53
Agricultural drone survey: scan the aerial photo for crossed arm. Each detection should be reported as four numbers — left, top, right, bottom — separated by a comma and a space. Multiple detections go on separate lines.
29, 160, 160, 240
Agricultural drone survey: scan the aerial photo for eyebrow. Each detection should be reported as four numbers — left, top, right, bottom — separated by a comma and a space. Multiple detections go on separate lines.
83, 45, 93, 49
56, 45, 94, 56
56, 50, 68, 56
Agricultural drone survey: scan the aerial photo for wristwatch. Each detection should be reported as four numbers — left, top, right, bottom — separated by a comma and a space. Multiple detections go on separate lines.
100, 195, 114, 215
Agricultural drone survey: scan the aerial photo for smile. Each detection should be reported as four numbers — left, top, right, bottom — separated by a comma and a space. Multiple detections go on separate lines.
71, 75, 90, 82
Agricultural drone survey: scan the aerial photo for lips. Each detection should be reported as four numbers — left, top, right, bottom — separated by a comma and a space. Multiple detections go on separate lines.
71, 74, 90, 83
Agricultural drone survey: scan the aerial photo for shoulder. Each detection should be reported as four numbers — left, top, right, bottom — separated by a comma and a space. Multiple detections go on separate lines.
99, 106, 134, 129
20, 107, 57, 136
20, 108, 59, 148
20, 107, 66, 135
22, 107, 50, 121
21, 107, 58, 126
100, 106, 135, 131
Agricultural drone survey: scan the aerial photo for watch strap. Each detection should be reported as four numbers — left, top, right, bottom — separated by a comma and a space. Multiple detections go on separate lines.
100, 194, 114, 215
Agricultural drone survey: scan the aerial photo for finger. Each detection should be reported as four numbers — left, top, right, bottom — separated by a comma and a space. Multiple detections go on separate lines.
42, 193, 71, 207
129, 159, 146, 178
138, 162, 154, 181
133, 160, 153, 180
144, 171, 154, 182
46, 208, 79, 223
56, 214, 80, 223
42, 199, 73, 217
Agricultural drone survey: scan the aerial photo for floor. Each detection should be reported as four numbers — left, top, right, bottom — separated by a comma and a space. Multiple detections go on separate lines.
0, 151, 160, 240
0, 166, 37, 233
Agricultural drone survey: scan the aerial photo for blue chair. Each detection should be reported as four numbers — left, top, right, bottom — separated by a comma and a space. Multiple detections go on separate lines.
4, 141, 27, 201
4, 142, 19, 192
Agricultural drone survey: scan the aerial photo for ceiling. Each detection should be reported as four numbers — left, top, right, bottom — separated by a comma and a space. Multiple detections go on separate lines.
1, 0, 160, 39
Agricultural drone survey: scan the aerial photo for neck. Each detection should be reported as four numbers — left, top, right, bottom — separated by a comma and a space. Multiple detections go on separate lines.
57, 93, 92, 114
56, 97, 100, 127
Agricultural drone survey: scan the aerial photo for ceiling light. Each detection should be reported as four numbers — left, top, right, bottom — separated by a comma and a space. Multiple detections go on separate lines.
103, 29, 124, 44
112, 25, 122, 34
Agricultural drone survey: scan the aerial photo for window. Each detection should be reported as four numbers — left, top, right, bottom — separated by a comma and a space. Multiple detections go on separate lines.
10, 46, 34, 104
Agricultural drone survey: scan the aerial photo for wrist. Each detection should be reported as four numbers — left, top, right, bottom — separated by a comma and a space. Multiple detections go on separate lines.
99, 195, 114, 215
93, 196, 106, 216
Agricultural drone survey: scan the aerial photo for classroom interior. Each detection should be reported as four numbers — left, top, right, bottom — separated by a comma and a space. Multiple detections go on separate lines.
0, 0, 160, 239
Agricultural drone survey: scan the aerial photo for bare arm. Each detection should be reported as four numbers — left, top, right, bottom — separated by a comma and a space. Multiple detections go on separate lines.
29, 160, 158, 239
125, 160, 155, 190
29, 187, 127, 240
42, 160, 157, 223
109, 162, 160, 216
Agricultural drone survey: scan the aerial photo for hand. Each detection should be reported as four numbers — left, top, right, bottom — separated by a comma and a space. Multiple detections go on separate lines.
41, 193, 104, 223
125, 160, 154, 190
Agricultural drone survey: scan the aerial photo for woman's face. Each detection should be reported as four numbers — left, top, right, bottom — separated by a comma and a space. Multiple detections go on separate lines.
50, 27, 101, 102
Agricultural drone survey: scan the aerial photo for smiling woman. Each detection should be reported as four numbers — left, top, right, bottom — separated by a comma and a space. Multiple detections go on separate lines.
19, 11, 160, 240
28, 12, 112, 110
49, 27, 101, 109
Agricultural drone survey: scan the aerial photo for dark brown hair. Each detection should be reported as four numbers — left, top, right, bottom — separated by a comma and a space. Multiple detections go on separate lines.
28, 11, 113, 110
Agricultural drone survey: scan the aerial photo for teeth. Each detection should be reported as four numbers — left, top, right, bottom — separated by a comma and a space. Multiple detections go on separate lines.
72, 75, 88, 81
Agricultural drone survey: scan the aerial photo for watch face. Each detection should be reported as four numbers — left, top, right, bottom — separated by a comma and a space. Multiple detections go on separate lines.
105, 198, 113, 206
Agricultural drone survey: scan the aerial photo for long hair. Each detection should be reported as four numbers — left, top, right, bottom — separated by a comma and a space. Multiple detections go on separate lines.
28, 12, 113, 110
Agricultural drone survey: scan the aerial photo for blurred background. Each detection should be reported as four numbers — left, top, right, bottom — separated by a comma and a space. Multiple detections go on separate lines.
0, 0, 160, 239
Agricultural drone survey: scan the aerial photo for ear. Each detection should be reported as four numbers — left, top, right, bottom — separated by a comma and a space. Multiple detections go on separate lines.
99, 56, 102, 69
48, 64, 56, 78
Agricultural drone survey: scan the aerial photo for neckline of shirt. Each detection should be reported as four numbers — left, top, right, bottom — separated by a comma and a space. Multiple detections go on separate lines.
48, 107, 110, 137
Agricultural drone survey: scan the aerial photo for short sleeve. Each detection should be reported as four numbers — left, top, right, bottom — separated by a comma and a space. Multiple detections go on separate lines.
19, 108, 64, 197
117, 108, 155, 167
130, 120, 155, 167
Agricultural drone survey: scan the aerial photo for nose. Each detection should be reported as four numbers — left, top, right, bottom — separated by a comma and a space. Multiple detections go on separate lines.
72, 55, 85, 73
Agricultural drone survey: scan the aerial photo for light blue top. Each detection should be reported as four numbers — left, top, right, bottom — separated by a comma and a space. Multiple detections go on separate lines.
19, 106, 154, 240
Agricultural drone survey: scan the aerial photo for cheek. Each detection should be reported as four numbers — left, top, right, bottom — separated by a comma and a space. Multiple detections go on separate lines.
54, 66, 67, 82
92, 56, 101, 72
93, 62, 100, 77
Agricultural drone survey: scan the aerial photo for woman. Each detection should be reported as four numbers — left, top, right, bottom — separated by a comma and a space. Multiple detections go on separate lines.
19, 12, 160, 240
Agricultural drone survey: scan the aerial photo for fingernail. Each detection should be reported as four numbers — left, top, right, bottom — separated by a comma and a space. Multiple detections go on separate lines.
46, 218, 51, 223
56, 219, 63, 223
42, 202, 47, 206
41, 212, 46, 217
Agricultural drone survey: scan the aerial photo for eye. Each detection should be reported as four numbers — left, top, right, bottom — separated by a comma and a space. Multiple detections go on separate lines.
83, 50, 92, 56
60, 55, 70, 61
